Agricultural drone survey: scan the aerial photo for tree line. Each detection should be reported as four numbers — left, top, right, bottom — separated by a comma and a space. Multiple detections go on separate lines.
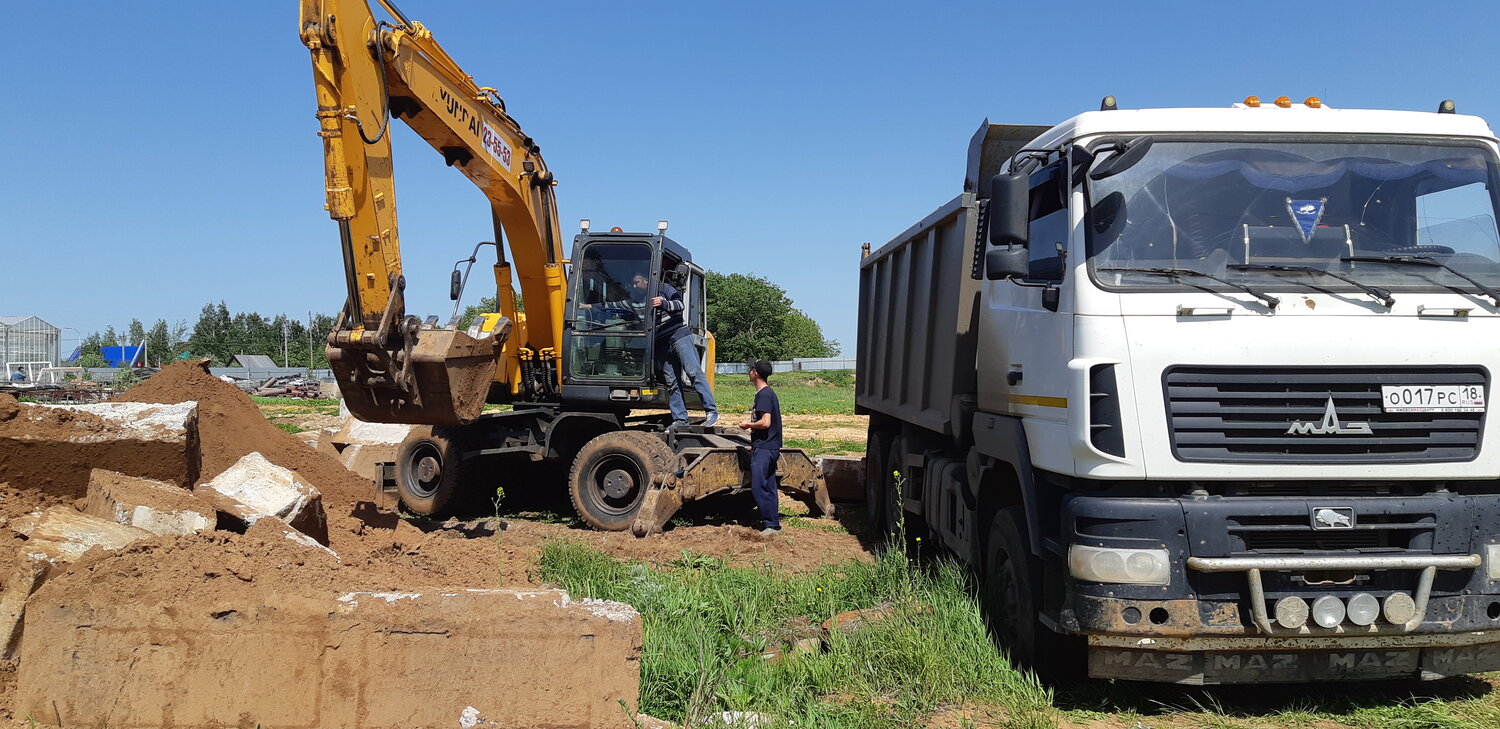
74, 270, 836, 370
75, 305, 338, 369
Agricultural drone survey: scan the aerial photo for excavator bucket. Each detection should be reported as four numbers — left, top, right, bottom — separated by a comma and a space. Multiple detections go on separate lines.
329, 320, 508, 426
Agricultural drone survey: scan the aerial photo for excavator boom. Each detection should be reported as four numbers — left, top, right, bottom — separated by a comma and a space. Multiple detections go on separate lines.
299, 0, 567, 424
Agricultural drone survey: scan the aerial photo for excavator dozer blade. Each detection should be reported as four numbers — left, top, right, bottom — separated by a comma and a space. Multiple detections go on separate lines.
329, 322, 507, 426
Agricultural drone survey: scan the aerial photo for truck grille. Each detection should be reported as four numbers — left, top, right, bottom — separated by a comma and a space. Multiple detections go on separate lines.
1225, 513, 1436, 554
1165, 366, 1486, 464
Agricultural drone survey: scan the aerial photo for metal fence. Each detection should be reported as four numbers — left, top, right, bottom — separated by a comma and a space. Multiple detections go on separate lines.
714, 357, 855, 375
53, 367, 337, 382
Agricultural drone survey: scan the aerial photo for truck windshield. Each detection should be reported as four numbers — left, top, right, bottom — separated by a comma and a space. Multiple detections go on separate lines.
1086, 139, 1500, 296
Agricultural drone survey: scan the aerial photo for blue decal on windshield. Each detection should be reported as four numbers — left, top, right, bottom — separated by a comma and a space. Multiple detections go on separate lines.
1287, 198, 1326, 243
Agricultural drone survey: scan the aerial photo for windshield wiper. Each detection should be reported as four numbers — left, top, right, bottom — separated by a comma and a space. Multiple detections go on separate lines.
1100, 266, 1280, 309
1229, 263, 1395, 308
1342, 255, 1500, 307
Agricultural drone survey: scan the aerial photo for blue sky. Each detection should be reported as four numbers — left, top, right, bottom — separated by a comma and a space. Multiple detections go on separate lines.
4, 1, 1498, 356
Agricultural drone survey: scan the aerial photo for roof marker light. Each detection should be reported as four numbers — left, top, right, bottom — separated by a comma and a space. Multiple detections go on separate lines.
1439, 99, 1457, 114
657, 220, 669, 232
1244, 96, 1262, 107
1100, 95, 1118, 111
1274, 96, 1293, 108
1304, 96, 1322, 108
610, 226, 624, 233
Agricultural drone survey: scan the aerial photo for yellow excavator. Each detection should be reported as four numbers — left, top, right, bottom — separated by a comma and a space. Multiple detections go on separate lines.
299, 0, 834, 533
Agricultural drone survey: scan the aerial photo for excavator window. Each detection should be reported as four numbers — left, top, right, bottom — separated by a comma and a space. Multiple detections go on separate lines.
569, 243, 653, 380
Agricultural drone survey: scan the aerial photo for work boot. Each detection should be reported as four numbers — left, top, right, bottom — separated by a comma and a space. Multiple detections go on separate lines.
759, 526, 781, 536
702, 411, 719, 427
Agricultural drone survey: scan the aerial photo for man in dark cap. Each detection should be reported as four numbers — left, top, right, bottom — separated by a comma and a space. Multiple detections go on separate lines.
738, 359, 783, 535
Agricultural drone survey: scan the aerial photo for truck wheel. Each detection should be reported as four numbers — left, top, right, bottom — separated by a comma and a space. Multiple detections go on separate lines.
863, 429, 891, 534
569, 431, 674, 531
982, 506, 1082, 682
396, 426, 463, 516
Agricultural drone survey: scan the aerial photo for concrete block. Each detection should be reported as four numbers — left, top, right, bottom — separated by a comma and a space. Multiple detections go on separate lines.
194, 452, 329, 545
817, 455, 865, 503
19, 588, 643, 729
84, 469, 214, 537
337, 442, 399, 483
0, 548, 58, 659
320, 414, 411, 481
246, 516, 339, 560
0, 401, 200, 498
28, 507, 154, 562
0, 509, 154, 658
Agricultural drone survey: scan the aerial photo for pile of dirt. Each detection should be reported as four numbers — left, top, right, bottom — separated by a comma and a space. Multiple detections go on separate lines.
0, 400, 113, 441
113, 361, 375, 507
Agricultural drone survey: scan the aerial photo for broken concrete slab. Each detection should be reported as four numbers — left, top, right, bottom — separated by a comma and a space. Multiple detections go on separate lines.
28, 507, 154, 562
245, 516, 339, 560
319, 412, 413, 481
822, 603, 898, 635
194, 452, 329, 545
84, 469, 214, 537
19, 588, 643, 729
0, 509, 156, 659
0, 400, 200, 498
817, 455, 865, 503
0, 548, 58, 659
297, 430, 322, 450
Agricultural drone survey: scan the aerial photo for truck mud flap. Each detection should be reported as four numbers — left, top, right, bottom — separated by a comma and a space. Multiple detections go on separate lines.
1088, 643, 1500, 684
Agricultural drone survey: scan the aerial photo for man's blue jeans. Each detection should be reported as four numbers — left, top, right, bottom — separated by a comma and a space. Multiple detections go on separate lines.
660, 335, 717, 424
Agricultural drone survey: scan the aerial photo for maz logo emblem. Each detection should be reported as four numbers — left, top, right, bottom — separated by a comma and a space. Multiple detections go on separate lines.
1312, 507, 1355, 530
1287, 397, 1372, 436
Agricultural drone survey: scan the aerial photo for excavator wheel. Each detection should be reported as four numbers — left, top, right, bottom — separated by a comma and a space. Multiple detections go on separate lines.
395, 426, 464, 517
569, 431, 676, 531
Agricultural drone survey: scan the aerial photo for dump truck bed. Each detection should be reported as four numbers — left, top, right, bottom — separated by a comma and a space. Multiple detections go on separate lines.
855, 193, 983, 437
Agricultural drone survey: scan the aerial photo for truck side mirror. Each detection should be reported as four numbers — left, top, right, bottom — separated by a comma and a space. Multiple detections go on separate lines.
450, 270, 463, 301
985, 247, 1029, 280
987, 173, 1029, 248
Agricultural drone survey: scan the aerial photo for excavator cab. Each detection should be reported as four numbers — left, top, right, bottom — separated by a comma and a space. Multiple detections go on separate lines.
561, 228, 711, 408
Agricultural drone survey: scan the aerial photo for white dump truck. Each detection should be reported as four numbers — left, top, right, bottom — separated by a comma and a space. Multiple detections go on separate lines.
857, 96, 1500, 683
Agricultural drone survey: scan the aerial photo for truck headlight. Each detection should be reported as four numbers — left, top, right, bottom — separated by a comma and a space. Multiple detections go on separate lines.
1069, 545, 1171, 586
1488, 544, 1500, 580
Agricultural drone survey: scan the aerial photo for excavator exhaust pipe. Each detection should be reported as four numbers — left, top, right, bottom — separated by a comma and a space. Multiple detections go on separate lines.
328, 318, 510, 426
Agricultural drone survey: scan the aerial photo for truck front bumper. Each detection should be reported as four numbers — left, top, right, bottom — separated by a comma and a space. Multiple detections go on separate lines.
1085, 628, 1500, 683
1060, 492, 1500, 682
1072, 553, 1500, 683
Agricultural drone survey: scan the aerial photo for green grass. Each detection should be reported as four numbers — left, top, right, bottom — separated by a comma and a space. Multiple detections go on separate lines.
784, 436, 866, 457
537, 539, 1054, 729
713, 370, 856, 415
271, 422, 306, 434
250, 396, 340, 407
537, 537, 1500, 729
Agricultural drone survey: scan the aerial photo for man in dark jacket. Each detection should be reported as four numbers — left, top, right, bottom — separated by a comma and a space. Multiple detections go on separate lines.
641, 266, 718, 427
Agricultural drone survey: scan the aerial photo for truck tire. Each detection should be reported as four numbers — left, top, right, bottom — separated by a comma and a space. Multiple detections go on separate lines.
863, 429, 891, 534
981, 506, 1083, 683
396, 426, 463, 517
569, 431, 675, 531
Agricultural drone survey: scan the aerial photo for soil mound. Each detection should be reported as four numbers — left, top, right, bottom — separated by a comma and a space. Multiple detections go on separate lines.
114, 361, 373, 508
0, 394, 17, 423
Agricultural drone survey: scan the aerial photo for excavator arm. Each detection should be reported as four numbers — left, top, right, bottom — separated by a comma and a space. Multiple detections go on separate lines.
299, 0, 566, 424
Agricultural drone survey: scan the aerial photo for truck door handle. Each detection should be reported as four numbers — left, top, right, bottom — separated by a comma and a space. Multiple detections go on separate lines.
1007, 370, 1023, 385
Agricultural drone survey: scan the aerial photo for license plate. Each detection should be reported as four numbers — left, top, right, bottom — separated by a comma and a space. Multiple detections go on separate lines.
1381, 385, 1485, 413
